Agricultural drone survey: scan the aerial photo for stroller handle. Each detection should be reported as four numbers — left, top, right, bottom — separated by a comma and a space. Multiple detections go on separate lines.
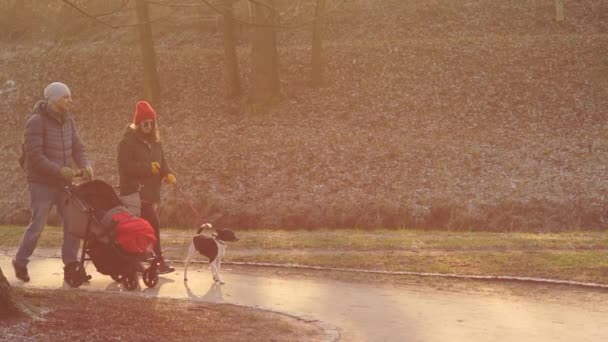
63, 169, 90, 191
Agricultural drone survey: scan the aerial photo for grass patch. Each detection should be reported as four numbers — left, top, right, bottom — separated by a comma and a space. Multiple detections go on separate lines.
224, 250, 608, 283
0, 225, 63, 249
3, 226, 607, 251
2, 226, 606, 284
168, 228, 608, 251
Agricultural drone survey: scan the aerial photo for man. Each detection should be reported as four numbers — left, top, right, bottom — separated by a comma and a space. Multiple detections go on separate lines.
12, 82, 93, 282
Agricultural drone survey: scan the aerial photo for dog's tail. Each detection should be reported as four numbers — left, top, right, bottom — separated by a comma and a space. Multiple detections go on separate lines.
197, 223, 213, 234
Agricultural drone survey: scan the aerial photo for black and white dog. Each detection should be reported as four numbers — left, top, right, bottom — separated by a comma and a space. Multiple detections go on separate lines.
184, 223, 239, 284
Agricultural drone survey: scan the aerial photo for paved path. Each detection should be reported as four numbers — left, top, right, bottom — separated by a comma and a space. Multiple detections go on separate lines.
2, 256, 608, 341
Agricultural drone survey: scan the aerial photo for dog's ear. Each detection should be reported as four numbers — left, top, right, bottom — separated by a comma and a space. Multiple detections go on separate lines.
218, 229, 239, 242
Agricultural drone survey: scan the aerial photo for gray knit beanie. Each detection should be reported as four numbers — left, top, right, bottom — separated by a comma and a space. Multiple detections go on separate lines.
44, 82, 71, 103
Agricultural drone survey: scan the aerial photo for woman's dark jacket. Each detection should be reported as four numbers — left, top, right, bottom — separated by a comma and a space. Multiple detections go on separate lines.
117, 125, 171, 203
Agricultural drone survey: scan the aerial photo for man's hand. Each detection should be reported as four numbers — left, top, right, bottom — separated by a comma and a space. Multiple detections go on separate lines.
82, 166, 94, 180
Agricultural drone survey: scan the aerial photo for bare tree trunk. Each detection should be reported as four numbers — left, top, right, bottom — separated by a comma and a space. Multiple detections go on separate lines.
0, 267, 40, 319
311, 0, 326, 87
57, 0, 86, 37
222, 0, 242, 98
250, 0, 280, 107
6, 0, 25, 37
135, 0, 161, 104
10, 0, 24, 24
555, 0, 564, 22
197, 3, 216, 33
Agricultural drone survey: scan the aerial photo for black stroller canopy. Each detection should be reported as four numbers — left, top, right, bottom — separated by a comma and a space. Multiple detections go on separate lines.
72, 180, 123, 213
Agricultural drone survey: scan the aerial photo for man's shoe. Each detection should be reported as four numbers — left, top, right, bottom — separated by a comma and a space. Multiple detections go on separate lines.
158, 260, 175, 274
12, 259, 30, 282
63, 261, 92, 282
64, 271, 92, 282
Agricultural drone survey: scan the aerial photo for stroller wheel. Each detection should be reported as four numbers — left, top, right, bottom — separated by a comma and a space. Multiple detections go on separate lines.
142, 267, 159, 288
122, 273, 138, 291
110, 273, 123, 283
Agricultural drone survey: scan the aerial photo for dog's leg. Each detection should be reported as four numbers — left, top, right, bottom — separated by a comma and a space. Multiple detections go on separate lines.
184, 242, 196, 281
213, 258, 223, 284
217, 257, 222, 280
211, 258, 221, 283
216, 244, 226, 284
216, 259, 224, 284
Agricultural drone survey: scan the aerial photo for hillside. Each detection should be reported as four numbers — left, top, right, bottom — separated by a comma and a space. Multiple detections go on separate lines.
1, 0, 607, 231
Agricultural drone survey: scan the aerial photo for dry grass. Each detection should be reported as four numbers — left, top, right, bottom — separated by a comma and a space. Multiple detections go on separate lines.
2, 226, 607, 284
3, 226, 607, 251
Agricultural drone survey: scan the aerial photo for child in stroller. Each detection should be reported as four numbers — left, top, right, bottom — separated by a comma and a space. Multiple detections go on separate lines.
64, 179, 161, 290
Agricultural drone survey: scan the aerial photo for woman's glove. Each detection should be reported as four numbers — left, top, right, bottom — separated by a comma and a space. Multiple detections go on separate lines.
151, 162, 161, 174
163, 173, 176, 184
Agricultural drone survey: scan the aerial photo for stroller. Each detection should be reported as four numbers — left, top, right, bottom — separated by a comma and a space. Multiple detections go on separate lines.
63, 179, 160, 290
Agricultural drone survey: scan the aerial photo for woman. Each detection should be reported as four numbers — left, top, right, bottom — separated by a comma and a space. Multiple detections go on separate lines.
117, 100, 176, 274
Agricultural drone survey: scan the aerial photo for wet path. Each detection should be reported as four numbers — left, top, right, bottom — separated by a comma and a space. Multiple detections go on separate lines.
2, 256, 607, 341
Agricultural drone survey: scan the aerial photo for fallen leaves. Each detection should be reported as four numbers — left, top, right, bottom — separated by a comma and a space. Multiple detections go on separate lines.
0, 0, 607, 231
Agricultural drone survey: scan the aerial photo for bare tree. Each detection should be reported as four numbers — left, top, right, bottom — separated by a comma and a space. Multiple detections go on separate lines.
222, 0, 242, 98
10, 0, 24, 24
3, 0, 26, 38
135, 0, 161, 103
0, 267, 40, 319
311, 0, 326, 87
555, 0, 564, 22
250, 0, 280, 107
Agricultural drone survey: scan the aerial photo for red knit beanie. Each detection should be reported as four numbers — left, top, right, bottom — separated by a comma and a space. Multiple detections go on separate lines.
133, 100, 157, 125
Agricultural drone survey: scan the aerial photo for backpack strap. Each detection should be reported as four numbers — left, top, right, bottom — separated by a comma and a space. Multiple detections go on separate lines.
35, 112, 48, 154
31, 111, 48, 146
19, 112, 47, 169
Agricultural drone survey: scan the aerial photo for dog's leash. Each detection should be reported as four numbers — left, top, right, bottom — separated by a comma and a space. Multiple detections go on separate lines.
171, 184, 205, 227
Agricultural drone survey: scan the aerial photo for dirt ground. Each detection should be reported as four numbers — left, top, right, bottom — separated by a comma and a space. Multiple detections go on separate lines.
0, 285, 327, 342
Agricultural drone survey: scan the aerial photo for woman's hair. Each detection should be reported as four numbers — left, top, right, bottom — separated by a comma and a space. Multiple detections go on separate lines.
129, 122, 160, 142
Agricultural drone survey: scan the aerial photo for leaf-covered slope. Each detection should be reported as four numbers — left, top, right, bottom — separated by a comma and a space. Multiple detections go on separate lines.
1, 0, 607, 230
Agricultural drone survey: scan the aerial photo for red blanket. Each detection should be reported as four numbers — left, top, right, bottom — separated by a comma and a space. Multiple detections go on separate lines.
112, 212, 157, 254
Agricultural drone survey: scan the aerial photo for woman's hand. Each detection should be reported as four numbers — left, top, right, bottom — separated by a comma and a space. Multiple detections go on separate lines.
163, 173, 176, 184
151, 162, 161, 174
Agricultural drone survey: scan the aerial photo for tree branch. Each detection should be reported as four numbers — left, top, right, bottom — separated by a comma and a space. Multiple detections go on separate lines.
60, 0, 180, 29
